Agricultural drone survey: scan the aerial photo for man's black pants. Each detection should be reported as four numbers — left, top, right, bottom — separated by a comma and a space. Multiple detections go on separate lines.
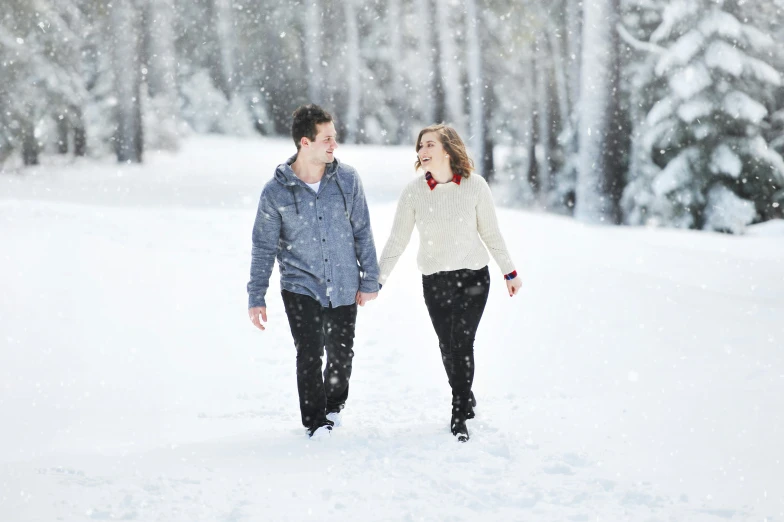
281, 290, 357, 431
422, 266, 490, 416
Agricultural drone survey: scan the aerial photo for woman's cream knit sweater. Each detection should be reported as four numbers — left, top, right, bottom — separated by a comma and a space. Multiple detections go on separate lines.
378, 173, 516, 284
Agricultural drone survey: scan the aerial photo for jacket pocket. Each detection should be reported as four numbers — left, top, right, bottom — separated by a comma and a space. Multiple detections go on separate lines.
279, 204, 312, 239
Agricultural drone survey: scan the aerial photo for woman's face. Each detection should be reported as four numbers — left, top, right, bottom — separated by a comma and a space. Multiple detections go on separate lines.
417, 132, 449, 172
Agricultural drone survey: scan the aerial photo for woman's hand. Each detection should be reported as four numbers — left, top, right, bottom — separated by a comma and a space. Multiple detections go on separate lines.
506, 276, 522, 297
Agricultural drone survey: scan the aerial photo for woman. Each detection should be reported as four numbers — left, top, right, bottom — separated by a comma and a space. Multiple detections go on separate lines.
376, 124, 522, 442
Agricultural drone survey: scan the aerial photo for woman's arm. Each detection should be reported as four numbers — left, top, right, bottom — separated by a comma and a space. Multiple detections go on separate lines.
475, 178, 516, 276
378, 187, 417, 285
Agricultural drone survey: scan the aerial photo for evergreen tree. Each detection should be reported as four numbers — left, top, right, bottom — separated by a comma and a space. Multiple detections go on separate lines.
622, 0, 784, 232
1, 0, 87, 166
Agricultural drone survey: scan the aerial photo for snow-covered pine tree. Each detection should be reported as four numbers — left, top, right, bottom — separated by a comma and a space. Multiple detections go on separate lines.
0, 0, 87, 166
0, 40, 17, 166
622, 0, 784, 233
79, 0, 121, 158
41, 0, 88, 157
747, 0, 784, 216
620, 0, 668, 221
0, 9, 28, 166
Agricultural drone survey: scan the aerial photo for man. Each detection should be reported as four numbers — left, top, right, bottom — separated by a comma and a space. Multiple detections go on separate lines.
247, 104, 380, 439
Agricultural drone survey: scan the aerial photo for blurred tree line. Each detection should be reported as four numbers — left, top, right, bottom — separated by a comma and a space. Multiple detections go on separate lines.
1, 0, 782, 232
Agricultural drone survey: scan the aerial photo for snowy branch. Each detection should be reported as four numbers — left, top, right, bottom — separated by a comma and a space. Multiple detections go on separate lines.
32, 0, 82, 45
616, 23, 665, 54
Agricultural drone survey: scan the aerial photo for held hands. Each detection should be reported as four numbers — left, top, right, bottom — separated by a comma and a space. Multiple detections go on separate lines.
356, 291, 378, 307
248, 306, 267, 331
506, 276, 522, 297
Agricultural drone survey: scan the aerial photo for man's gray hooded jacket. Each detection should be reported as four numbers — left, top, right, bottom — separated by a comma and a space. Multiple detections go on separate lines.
248, 155, 380, 309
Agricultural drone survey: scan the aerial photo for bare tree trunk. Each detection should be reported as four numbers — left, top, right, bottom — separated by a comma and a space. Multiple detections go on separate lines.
575, 0, 622, 223
430, 0, 447, 125
53, 104, 87, 155
482, 114, 495, 182
535, 37, 552, 204
387, 0, 406, 142
434, 0, 465, 132
73, 106, 86, 157
415, 0, 436, 124
304, 0, 324, 103
527, 112, 539, 194
564, 0, 583, 181
521, 51, 537, 196
62, 1, 89, 157
343, 0, 360, 143
465, 0, 484, 176
565, 0, 582, 111
111, 0, 143, 163
21, 119, 39, 166
57, 115, 69, 154
547, 28, 570, 126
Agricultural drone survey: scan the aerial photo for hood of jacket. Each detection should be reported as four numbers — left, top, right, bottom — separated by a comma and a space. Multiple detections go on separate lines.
274, 153, 340, 187
273, 153, 348, 215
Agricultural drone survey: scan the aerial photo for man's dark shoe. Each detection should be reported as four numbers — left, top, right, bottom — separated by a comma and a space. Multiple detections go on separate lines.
306, 419, 334, 439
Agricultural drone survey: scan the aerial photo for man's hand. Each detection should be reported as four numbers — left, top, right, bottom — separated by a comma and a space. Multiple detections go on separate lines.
506, 277, 522, 297
248, 306, 267, 330
356, 291, 378, 307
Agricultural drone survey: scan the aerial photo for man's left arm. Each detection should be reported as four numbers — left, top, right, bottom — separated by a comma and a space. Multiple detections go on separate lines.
349, 172, 381, 294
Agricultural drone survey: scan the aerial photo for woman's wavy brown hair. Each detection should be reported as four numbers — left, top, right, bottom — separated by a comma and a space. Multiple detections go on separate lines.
414, 124, 474, 178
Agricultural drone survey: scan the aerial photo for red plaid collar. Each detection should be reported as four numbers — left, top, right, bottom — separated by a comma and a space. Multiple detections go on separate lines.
424, 171, 462, 190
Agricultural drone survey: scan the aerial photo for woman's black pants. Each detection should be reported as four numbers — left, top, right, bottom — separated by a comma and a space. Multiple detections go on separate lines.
422, 266, 490, 417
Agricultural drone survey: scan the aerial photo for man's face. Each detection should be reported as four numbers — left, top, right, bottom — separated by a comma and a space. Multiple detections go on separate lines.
305, 122, 338, 163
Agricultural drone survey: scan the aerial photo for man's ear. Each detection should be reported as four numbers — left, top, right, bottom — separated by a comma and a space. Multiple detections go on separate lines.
300, 136, 310, 149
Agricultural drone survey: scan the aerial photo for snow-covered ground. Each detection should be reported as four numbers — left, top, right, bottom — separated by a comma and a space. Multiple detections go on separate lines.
1, 136, 783, 521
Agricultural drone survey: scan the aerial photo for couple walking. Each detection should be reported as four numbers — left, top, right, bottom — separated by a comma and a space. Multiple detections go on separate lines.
247, 104, 521, 442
